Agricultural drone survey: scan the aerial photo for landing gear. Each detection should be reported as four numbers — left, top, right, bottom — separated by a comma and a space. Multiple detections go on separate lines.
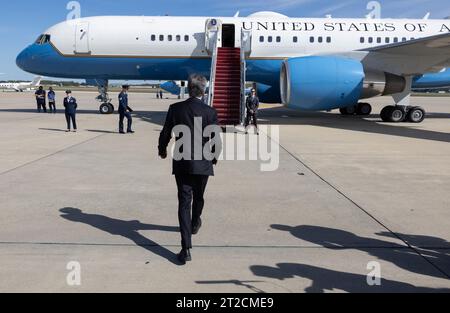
339, 103, 372, 116
379, 76, 426, 123
96, 82, 114, 114
356, 102, 372, 115
406, 106, 426, 123
380, 105, 426, 123
100, 103, 114, 114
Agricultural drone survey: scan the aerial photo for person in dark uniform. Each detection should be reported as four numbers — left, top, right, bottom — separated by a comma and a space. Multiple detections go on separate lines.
63, 90, 77, 132
159, 90, 163, 100
35, 86, 46, 113
118, 85, 134, 134
244, 88, 260, 135
48, 87, 56, 113
158, 74, 222, 265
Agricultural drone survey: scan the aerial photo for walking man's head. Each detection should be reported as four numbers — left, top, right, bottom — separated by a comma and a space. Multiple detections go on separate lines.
66, 90, 72, 97
38, 86, 43, 91
188, 74, 207, 98
251, 88, 256, 96
49, 87, 53, 91
122, 85, 130, 92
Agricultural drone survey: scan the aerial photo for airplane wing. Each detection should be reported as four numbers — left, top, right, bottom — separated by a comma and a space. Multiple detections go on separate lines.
359, 32, 450, 76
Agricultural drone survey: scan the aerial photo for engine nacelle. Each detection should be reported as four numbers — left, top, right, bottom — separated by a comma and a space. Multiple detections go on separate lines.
280, 56, 406, 111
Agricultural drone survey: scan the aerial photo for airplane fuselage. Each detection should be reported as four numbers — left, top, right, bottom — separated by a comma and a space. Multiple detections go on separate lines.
17, 16, 450, 86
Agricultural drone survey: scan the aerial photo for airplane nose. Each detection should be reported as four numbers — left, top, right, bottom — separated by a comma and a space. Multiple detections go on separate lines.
16, 47, 31, 71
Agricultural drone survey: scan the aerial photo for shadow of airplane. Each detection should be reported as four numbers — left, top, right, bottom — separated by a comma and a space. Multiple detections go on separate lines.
59, 207, 180, 265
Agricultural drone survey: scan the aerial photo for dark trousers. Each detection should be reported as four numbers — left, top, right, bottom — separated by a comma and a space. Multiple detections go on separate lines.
37, 100, 47, 113
244, 112, 258, 129
65, 113, 77, 130
49, 101, 56, 113
119, 110, 132, 132
175, 174, 209, 250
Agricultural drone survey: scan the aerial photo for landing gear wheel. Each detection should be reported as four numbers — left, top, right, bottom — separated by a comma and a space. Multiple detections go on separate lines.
339, 105, 357, 115
406, 106, 425, 123
100, 103, 114, 114
356, 103, 372, 115
388, 106, 406, 123
380, 106, 393, 122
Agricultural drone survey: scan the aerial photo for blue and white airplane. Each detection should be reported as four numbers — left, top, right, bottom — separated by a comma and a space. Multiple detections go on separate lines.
16, 12, 450, 123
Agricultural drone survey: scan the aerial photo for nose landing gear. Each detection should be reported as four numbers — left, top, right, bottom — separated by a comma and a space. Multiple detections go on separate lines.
96, 83, 114, 114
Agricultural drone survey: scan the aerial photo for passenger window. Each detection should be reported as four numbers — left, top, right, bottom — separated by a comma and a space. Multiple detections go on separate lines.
318, 37, 323, 43
326, 37, 331, 43
151, 35, 156, 41
159, 35, 164, 41
276, 36, 281, 43
368, 37, 373, 43
385, 37, 390, 43
168, 35, 173, 41
402, 37, 407, 42
184, 35, 189, 41
310, 36, 314, 43
268, 36, 273, 43
260, 36, 264, 42
360, 37, 365, 43
377, 37, 382, 43
393, 37, 399, 43
293, 36, 298, 43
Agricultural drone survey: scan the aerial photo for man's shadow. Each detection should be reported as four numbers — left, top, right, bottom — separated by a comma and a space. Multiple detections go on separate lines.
60, 207, 180, 265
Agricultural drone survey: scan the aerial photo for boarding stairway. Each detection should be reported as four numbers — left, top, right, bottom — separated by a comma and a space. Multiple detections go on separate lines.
205, 19, 252, 126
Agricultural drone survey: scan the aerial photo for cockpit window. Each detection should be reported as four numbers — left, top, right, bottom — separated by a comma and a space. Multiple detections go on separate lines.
35, 34, 51, 45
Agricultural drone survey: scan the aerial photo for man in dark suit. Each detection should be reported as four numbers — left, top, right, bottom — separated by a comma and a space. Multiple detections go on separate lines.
244, 88, 260, 135
63, 90, 78, 132
158, 74, 222, 265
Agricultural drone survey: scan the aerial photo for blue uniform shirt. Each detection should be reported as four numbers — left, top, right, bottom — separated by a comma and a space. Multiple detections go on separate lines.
118, 92, 128, 111
48, 91, 56, 102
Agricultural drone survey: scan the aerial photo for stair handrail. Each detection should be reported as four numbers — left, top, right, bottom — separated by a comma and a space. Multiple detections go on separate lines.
240, 29, 252, 124
205, 19, 221, 107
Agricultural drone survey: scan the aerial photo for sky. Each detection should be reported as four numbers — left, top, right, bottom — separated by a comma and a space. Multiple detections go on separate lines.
0, 0, 449, 80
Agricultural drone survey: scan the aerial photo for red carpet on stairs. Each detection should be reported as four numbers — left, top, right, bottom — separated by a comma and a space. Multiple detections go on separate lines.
212, 47, 242, 125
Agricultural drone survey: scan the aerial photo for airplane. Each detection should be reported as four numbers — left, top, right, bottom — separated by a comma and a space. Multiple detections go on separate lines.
16, 12, 450, 123
0, 76, 43, 92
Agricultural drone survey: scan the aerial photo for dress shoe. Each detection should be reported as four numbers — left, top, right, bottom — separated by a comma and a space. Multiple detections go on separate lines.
127, 130, 135, 134
119, 131, 126, 134
177, 249, 192, 265
192, 218, 202, 235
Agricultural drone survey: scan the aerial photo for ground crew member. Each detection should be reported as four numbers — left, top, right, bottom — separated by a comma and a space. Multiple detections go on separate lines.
244, 88, 260, 135
35, 86, 46, 113
48, 87, 56, 113
118, 85, 134, 134
63, 90, 77, 132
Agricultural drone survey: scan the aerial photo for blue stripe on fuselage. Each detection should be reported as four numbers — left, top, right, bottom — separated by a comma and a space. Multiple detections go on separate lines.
18, 43, 449, 93
16, 43, 283, 86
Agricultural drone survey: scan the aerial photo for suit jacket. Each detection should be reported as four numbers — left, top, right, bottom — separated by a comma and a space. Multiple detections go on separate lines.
63, 97, 77, 114
159, 97, 221, 176
246, 95, 260, 113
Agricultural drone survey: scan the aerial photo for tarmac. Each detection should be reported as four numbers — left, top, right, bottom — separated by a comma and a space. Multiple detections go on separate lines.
0, 91, 449, 293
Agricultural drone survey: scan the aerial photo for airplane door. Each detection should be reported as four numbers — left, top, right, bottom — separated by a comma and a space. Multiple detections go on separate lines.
75, 22, 90, 54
